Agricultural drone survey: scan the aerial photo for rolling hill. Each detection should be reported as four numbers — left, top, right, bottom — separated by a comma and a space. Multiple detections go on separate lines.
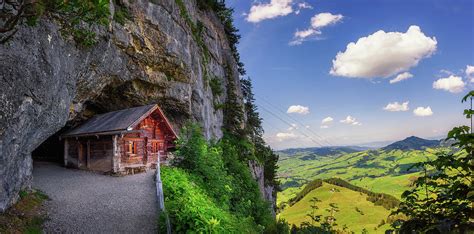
278, 182, 391, 233
276, 136, 449, 231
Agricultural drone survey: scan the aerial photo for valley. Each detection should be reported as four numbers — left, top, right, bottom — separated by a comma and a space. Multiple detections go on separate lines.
277, 136, 446, 232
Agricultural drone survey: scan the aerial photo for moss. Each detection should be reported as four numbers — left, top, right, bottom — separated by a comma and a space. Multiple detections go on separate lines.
0, 190, 49, 233
113, 0, 131, 25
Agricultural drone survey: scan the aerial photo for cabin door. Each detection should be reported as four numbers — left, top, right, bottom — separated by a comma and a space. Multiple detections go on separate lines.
78, 142, 87, 169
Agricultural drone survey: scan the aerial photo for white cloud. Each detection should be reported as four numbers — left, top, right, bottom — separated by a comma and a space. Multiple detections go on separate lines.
287, 105, 310, 114
290, 12, 343, 45
310, 12, 343, 28
321, 116, 334, 124
246, 0, 293, 23
340, 115, 361, 125
383, 101, 409, 112
432, 75, 465, 93
330, 25, 437, 78
295, 2, 312, 14
320, 116, 334, 128
466, 65, 474, 81
413, 106, 433, 117
276, 132, 299, 141
390, 72, 413, 84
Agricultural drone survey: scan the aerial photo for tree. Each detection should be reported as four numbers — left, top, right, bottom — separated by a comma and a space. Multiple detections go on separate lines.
306, 197, 322, 225
393, 91, 474, 233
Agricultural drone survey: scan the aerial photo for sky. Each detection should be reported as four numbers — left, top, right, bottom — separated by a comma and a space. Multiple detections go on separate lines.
226, 0, 474, 150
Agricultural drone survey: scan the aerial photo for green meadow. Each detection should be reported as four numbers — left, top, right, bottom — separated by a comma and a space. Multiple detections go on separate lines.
278, 182, 391, 233
277, 148, 441, 205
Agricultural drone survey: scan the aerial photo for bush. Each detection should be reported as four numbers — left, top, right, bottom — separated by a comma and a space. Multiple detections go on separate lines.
161, 167, 254, 233
167, 123, 272, 232
172, 123, 232, 208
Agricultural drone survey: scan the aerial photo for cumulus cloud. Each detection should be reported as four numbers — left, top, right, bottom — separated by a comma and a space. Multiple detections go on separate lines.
287, 105, 310, 114
383, 101, 409, 112
413, 106, 433, 117
295, 2, 312, 14
311, 13, 344, 28
340, 115, 361, 125
433, 75, 466, 93
290, 12, 343, 45
321, 117, 334, 124
246, 0, 293, 23
390, 72, 413, 84
466, 65, 474, 81
276, 132, 299, 141
330, 26, 437, 78
320, 116, 334, 128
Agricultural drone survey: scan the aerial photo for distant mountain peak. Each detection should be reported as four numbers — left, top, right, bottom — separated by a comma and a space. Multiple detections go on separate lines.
382, 136, 441, 151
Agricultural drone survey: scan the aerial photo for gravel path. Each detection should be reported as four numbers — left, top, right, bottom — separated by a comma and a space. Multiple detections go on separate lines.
33, 162, 158, 233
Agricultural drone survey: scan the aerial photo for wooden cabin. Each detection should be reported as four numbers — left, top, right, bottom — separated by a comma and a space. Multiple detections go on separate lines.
61, 104, 177, 174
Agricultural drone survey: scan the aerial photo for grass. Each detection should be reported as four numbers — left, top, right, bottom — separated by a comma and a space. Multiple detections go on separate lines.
0, 190, 49, 233
277, 148, 441, 205
278, 182, 391, 233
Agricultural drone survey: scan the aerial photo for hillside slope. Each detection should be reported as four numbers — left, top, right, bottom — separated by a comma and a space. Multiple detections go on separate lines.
277, 147, 441, 204
279, 182, 391, 233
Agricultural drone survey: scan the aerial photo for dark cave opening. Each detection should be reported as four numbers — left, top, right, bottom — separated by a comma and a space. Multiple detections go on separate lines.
31, 127, 70, 164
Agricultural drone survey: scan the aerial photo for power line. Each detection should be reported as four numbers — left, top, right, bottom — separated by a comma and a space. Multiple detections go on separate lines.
256, 94, 333, 146
258, 105, 325, 147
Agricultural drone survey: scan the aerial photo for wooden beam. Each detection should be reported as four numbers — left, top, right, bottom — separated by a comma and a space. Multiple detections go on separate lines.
64, 139, 69, 167
87, 140, 91, 169
112, 135, 119, 173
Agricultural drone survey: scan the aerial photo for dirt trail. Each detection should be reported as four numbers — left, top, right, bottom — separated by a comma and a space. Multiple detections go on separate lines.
33, 162, 157, 233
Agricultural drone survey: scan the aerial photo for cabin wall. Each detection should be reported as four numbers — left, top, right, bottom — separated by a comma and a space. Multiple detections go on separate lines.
88, 138, 113, 172
65, 137, 113, 172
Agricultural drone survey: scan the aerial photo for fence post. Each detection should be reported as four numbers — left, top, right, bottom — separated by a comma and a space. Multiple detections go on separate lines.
156, 152, 171, 233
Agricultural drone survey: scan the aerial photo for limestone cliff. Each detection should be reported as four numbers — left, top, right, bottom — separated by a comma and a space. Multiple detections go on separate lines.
0, 0, 245, 211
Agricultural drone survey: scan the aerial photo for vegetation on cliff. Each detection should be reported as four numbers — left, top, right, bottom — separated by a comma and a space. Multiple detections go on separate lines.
157, 0, 280, 232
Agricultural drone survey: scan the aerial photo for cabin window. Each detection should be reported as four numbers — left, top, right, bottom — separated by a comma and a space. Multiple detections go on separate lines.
127, 141, 138, 155
151, 142, 160, 153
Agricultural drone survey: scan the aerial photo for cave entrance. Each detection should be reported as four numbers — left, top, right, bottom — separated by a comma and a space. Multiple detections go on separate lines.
32, 127, 70, 164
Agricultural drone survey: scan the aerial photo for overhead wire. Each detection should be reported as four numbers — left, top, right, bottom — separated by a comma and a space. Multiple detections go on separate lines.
256, 94, 333, 146
258, 105, 325, 147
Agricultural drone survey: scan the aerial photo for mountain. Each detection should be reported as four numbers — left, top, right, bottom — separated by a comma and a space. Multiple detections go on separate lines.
278, 146, 367, 159
382, 136, 441, 151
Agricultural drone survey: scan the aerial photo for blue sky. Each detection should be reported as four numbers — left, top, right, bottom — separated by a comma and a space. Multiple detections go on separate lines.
226, 0, 474, 149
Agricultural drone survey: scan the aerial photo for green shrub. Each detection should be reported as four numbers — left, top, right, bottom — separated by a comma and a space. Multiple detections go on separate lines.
161, 167, 257, 233
173, 123, 232, 208
219, 134, 273, 228
161, 167, 232, 232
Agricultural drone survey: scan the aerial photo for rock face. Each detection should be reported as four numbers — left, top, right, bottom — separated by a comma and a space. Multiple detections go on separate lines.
249, 161, 276, 217
0, 0, 242, 212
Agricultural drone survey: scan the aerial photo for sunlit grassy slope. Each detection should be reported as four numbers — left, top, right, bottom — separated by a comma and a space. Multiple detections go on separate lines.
279, 182, 391, 233
277, 148, 442, 205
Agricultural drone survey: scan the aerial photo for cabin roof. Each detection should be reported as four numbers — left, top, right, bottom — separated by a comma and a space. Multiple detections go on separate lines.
62, 104, 177, 138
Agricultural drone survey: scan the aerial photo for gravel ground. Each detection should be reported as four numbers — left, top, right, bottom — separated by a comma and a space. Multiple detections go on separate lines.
32, 162, 158, 233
